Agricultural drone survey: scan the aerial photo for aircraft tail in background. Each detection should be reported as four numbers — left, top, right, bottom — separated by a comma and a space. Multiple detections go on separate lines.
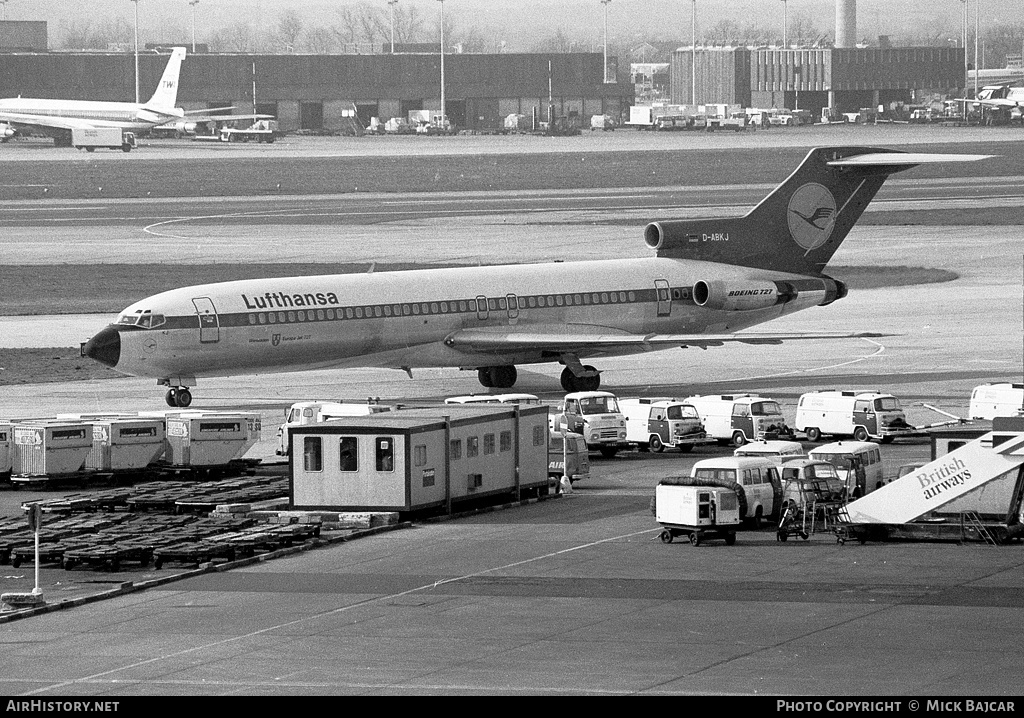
144, 47, 187, 111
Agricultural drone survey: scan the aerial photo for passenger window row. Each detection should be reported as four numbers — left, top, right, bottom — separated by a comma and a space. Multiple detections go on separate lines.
243, 287, 688, 327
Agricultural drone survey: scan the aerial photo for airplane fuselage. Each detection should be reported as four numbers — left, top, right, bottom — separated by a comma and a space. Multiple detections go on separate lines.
88, 256, 836, 387
0, 98, 182, 132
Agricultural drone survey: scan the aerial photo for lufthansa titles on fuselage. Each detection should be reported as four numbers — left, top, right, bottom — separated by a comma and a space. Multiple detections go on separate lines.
242, 291, 340, 310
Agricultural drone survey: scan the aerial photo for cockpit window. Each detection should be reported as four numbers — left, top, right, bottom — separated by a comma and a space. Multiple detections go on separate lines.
117, 312, 165, 328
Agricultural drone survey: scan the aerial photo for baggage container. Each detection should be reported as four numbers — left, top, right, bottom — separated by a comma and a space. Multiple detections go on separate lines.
86, 418, 166, 471
655, 480, 740, 546
12, 421, 93, 476
968, 383, 1024, 420
165, 413, 261, 467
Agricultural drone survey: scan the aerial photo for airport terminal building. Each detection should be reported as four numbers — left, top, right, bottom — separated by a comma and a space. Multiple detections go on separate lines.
0, 49, 631, 132
671, 45, 967, 115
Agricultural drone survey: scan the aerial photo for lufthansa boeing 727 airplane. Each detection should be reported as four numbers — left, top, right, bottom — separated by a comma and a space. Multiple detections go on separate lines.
82, 146, 990, 407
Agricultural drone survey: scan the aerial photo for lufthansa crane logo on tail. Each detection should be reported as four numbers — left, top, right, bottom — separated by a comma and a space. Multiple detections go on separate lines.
787, 183, 837, 251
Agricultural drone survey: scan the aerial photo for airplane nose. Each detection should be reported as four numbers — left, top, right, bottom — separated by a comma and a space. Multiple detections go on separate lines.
82, 326, 121, 368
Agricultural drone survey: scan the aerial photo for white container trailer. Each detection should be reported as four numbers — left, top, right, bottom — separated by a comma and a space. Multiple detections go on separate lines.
685, 394, 791, 446
165, 413, 260, 467
0, 420, 13, 475
795, 390, 913, 443
655, 479, 741, 545
86, 418, 166, 471
969, 383, 1024, 420
71, 127, 136, 152
12, 421, 94, 476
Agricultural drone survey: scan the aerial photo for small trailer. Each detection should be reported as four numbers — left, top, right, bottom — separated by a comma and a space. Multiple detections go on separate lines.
654, 478, 741, 546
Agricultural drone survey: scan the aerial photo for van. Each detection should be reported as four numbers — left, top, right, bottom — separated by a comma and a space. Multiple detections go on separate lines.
548, 430, 590, 483
807, 441, 884, 498
276, 400, 393, 456
780, 458, 846, 504
445, 393, 541, 405
733, 439, 806, 464
795, 390, 912, 443
549, 391, 627, 458
968, 383, 1024, 420
685, 394, 791, 447
620, 398, 706, 452
689, 456, 781, 527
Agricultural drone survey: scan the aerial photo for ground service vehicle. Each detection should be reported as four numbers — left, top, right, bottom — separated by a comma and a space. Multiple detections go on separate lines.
733, 439, 805, 463
620, 398, 705, 452
655, 479, 740, 545
780, 459, 846, 503
548, 430, 590, 484
795, 390, 912, 443
807, 441, 884, 497
276, 400, 393, 455
549, 391, 627, 457
72, 128, 136, 152
690, 455, 781, 527
685, 394, 791, 447
969, 383, 1024, 420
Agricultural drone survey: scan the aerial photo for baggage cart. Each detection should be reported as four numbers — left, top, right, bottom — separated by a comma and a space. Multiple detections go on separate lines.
655, 479, 741, 546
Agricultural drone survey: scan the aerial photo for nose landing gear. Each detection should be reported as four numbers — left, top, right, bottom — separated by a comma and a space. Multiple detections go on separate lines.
165, 387, 193, 408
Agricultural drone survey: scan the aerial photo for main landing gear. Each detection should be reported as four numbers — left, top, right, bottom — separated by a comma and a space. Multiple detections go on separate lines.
560, 365, 600, 392
477, 366, 518, 388
165, 387, 193, 408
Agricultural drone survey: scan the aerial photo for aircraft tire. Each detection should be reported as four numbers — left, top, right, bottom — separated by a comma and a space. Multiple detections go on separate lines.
477, 367, 494, 387
175, 389, 193, 408
490, 365, 517, 388
165, 389, 178, 407
559, 367, 577, 392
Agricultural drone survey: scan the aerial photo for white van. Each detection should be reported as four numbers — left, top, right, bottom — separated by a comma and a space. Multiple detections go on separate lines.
795, 390, 912, 443
734, 439, 806, 464
445, 393, 541, 405
807, 441, 884, 498
549, 391, 627, 458
968, 383, 1024, 420
276, 400, 393, 456
620, 398, 706, 452
685, 394, 791, 447
689, 455, 781, 527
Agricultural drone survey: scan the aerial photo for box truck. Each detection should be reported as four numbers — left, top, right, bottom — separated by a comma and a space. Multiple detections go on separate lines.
72, 128, 136, 152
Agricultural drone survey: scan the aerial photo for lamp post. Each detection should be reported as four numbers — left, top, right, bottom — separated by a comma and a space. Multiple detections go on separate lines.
781, 0, 788, 47
438, 0, 445, 125
690, 0, 696, 107
601, 0, 611, 84
189, 0, 199, 54
974, 0, 980, 99
388, 0, 398, 54
129, 0, 140, 104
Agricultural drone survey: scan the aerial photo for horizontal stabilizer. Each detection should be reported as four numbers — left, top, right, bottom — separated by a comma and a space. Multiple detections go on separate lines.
828, 152, 994, 167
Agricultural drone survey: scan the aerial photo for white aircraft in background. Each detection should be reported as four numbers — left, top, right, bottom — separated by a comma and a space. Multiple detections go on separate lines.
0, 47, 187, 146
954, 84, 1024, 124
153, 109, 276, 138
82, 146, 991, 408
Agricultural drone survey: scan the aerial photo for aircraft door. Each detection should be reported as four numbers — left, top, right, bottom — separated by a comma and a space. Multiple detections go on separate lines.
655, 279, 671, 317
506, 294, 519, 324
192, 297, 220, 343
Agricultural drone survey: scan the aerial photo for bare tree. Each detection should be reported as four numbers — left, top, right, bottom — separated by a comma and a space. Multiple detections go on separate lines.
209, 21, 259, 53
304, 26, 337, 54
273, 10, 304, 53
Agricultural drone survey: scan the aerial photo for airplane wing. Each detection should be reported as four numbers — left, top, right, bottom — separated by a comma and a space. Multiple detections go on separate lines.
443, 326, 887, 356
183, 113, 275, 122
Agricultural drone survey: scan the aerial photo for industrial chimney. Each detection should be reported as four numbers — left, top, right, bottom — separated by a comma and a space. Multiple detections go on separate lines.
836, 0, 856, 48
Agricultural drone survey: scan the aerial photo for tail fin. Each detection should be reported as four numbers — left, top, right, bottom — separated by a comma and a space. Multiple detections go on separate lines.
644, 146, 991, 276
144, 47, 186, 110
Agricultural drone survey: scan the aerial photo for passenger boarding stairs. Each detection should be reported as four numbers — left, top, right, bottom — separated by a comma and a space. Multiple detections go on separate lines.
843, 430, 1024, 525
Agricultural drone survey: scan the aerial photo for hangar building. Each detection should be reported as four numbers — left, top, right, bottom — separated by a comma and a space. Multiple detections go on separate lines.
0, 47, 631, 132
